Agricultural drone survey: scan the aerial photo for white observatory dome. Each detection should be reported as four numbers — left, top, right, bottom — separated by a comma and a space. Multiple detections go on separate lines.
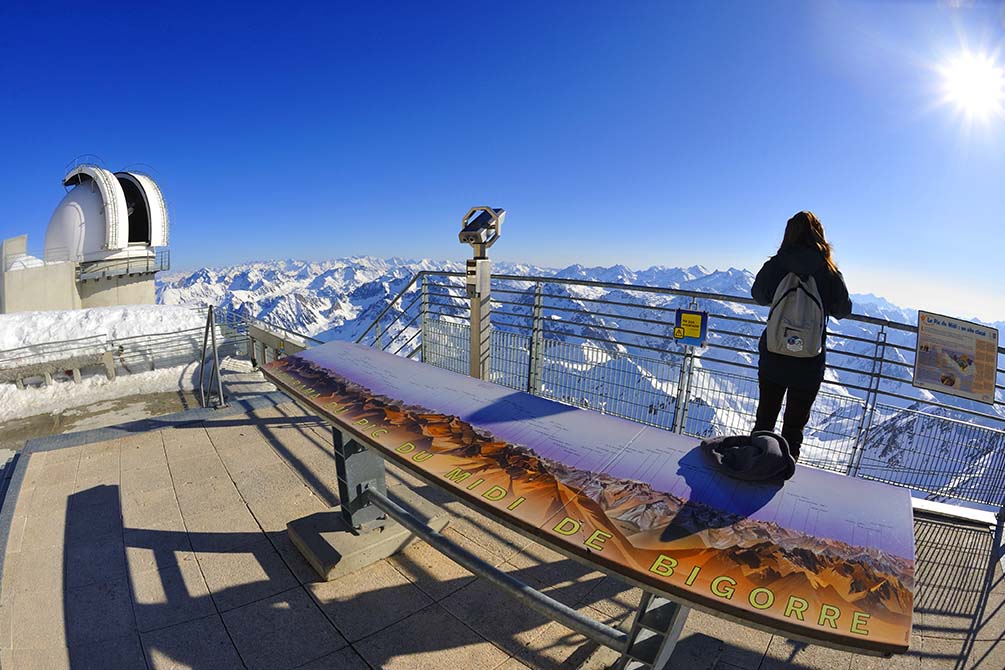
43, 165, 169, 263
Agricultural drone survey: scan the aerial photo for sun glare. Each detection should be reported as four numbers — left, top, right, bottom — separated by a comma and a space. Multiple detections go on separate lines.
938, 50, 1005, 123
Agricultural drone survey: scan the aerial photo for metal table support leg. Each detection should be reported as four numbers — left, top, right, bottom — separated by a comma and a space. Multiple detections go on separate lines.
617, 591, 690, 669
332, 428, 388, 533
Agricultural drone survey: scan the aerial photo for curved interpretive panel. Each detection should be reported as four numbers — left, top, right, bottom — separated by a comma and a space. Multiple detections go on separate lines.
262, 341, 914, 655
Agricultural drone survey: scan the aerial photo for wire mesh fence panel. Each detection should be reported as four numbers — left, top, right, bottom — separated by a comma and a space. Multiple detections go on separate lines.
491, 329, 530, 391
855, 403, 1005, 506
537, 339, 684, 430
679, 366, 760, 439
423, 318, 469, 376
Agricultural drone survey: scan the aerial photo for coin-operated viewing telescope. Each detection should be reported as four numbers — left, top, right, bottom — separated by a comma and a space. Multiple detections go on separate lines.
459, 207, 505, 380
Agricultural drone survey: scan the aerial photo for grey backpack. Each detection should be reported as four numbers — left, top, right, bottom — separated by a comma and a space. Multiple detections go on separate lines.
766, 273, 825, 357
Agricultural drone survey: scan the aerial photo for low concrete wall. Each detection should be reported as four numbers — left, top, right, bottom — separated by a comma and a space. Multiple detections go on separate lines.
78, 275, 156, 308
0, 263, 80, 313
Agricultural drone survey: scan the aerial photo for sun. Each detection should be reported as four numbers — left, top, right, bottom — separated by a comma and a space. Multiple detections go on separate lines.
938, 50, 1005, 123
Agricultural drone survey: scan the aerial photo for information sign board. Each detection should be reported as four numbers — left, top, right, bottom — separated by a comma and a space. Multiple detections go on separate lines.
913, 311, 999, 404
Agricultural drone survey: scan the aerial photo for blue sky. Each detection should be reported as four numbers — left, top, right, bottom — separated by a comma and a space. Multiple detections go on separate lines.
1, 2, 1003, 321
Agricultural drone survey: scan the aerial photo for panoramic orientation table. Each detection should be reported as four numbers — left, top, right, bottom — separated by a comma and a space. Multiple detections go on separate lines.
262, 341, 914, 655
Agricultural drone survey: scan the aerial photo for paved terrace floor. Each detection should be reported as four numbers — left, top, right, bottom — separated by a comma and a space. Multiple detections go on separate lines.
0, 398, 1002, 670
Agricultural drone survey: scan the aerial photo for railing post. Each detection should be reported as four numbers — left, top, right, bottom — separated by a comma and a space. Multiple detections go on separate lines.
198, 306, 212, 407
209, 307, 228, 408
526, 283, 544, 395
848, 325, 887, 477
420, 274, 429, 363
672, 345, 695, 434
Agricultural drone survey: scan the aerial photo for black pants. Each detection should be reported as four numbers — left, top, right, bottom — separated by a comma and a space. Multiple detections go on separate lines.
752, 377, 820, 460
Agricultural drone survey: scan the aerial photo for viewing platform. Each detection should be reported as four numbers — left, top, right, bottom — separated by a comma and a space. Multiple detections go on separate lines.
0, 384, 1001, 669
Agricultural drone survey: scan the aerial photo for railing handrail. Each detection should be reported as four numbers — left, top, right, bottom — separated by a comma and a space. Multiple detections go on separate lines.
354, 272, 426, 344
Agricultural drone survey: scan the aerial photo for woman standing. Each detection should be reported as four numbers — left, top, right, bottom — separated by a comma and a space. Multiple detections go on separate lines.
751, 211, 852, 461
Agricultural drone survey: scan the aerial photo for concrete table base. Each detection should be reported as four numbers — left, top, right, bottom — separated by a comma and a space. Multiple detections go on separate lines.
288, 487, 449, 581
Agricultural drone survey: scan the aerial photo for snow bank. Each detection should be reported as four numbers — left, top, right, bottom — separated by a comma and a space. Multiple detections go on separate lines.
0, 362, 200, 422
0, 305, 207, 350
0, 305, 213, 422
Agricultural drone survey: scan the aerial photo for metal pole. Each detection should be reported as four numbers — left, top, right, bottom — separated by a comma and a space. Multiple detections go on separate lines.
420, 274, 429, 363
198, 306, 211, 407
672, 344, 693, 434
467, 254, 491, 380
209, 306, 227, 408
526, 283, 544, 394
850, 326, 887, 477
364, 487, 629, 652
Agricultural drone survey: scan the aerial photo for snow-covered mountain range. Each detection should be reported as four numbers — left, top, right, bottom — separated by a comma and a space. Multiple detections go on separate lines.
157, 256, 1005, 506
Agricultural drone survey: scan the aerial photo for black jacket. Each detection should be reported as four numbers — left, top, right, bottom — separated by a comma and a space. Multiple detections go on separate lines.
751, 246, 852, 389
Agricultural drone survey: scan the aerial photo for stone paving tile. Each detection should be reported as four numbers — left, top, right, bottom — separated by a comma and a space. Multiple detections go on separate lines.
0, 598, 11, 650
309, 558, 434, 642
296, 645, 372, 670
10, 586, 67, 648
222, 586, 348, 670
266, 529, 323, 585
120, 463, 175, 496
674, 609, 773, 670
504, 556, 605, 609
174, 474, 246, 518
664, 630, 726, 670
45, 445, 83, 463
4, 513, 27, 555
121, 486, 185, 529
973, 591, 1005, 641
120, 433, 168, 472
579, 574, 642, 622
125, 529, 196, 579
18, 511, 67, 551
70, 631, 149, 669
355, 602, 511, 670
167, 453, 230, 485
64, 579, 137, 648
161, 425, 215, 462
27, 483, 72, 518
131, 551, 216, 632
72, 468, 119, 492
491, 658, 535, 670
758, 636, 853, 670
9, 481, 34, 518
214, 437, 285, 476
66, 538, 128, 590
229, 462, 312, 505
844, 636, 923, 670
184, 504, 264, 552
65, 499, 123, 549
0, 632, 147, 670
439, 575, 554, 662
195, 535, 299, 612
243, 487, 327, 534
3, 545, 64, 597
387, 528, 477, 602
37, 459, 78, 487
444, 512, 528, 564
142, 613, 246, 670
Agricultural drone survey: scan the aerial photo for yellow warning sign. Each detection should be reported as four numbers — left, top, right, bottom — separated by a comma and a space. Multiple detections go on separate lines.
679, 312, 703, 339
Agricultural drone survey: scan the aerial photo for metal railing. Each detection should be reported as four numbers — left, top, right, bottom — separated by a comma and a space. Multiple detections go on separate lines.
354, 270, 1005, 512
77, 248, 171, 281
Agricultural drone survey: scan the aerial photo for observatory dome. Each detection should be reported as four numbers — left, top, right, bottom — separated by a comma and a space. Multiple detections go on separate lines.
43, 165, 169, 263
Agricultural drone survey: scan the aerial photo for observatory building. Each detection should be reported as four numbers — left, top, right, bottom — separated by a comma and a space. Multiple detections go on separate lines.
0, 164, 170, 313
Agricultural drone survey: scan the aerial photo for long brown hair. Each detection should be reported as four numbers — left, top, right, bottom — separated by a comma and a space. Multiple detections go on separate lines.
779, 211, 838, 274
